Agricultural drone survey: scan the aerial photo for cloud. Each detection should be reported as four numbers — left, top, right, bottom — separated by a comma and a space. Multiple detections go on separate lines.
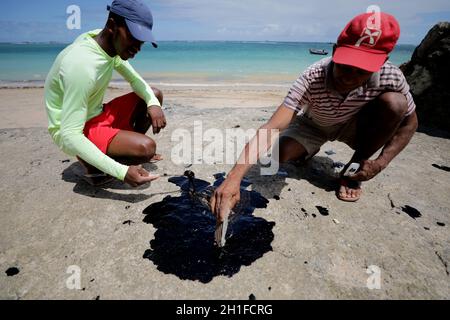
151, 0, 450, 43
1, 0, 449, 43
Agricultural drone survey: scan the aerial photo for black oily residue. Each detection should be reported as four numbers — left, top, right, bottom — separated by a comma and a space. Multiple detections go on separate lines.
316, 206, 329, 216
401, 205, 422, 219
142, 172, 275, 283
432, 164, 450, 172
6, 267, 19, 276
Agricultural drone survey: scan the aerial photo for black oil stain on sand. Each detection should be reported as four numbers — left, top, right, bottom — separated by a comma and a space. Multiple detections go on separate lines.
432, 164, 450, 172
142, 173, 275, 283
401, 205, 422, 219
316, 206, 329, 216
6, 267, 19, 276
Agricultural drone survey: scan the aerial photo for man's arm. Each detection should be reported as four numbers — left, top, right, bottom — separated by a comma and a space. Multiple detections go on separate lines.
378, 111, 418, 166
226, 105, 296, 180
210, 105, 296, 221
115, 59, 160, 107
115, 60, 166, 134
210, 68, 313, 220
351, 111, 418, 181
58, 60, 129, 180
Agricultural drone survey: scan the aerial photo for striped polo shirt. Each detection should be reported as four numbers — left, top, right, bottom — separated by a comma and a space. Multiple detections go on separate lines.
283, 57, 416, 127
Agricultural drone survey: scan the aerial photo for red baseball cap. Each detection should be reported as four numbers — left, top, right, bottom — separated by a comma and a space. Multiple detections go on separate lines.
333, 12, 400, 72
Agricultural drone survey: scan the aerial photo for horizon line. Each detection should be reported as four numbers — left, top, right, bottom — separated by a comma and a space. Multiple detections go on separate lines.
0, 39, 419, 46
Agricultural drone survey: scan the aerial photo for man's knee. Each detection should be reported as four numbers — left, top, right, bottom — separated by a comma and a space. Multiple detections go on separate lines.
377, 92, 408, 120
151, 86, 163, 105
136, 138, 156, 160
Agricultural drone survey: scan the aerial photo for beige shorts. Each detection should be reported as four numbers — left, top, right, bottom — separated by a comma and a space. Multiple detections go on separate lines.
279, 114, 358, 157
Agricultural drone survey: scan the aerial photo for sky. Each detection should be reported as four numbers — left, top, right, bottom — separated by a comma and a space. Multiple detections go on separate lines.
1, 0, 449, 44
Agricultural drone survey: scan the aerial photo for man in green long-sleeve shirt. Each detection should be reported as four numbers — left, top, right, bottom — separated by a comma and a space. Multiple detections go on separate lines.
45, 0, 164, 187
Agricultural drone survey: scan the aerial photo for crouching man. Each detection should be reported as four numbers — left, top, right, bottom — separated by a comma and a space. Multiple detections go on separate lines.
45, 0, 165, 186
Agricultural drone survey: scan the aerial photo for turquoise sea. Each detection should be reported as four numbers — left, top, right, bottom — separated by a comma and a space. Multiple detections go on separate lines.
0, 41, 415, 87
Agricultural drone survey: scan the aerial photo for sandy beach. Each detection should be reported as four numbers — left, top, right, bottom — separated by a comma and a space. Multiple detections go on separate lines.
0, 86, 449, 299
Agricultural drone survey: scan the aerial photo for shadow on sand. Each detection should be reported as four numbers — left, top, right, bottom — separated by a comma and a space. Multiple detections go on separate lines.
247, 155, 342, 200
61, 161, 164, 203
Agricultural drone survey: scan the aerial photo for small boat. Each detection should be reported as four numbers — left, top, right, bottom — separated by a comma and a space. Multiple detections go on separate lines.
309, 48, 329, 55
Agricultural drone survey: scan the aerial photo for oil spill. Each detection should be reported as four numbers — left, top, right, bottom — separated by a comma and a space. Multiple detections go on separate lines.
300, 208, 308, 217
437, 222, 445, 227
249, 294, 256, 300
432, 164, 450, 172
5, 267, 19, 276
401, 205, 422, 219
316, 206, 329, 216
142, 172, 275, 283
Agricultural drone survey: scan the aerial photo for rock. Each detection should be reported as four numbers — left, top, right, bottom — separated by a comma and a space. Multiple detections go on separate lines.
400, 22, 450, 132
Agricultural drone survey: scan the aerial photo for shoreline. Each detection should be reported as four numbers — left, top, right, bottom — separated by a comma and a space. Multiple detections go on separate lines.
0, 82, 291, 90
0, 86, 287, 129
0, 77, 294, 90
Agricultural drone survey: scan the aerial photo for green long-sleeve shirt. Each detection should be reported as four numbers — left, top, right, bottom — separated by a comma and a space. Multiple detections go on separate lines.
44, 29, 160, 181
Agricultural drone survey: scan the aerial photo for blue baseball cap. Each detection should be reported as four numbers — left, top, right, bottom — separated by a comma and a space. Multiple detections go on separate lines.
107, 0, 157, 48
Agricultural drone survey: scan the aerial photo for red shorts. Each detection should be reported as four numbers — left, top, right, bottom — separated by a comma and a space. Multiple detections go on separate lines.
83, 92, 143, 154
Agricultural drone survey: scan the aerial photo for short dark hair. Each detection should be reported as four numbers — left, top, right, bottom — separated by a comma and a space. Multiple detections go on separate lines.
108, 11, 126, 27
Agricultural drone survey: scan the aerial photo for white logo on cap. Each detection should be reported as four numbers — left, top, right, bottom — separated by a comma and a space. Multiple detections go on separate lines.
355, 28, 382, 47
355, 8, 382, 48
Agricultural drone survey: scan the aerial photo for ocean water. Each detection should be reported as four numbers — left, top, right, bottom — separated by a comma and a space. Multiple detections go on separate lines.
0, 41, 415, 86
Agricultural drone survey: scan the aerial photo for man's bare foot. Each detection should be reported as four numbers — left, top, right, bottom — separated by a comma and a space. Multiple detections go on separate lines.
337, 178, 362, 202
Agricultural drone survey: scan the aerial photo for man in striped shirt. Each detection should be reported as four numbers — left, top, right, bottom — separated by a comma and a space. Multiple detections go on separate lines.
211, 12, 418, 219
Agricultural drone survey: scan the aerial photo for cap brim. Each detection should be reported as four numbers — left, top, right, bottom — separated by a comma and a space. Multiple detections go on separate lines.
125, 20, 158, 48
332, 45, 387, 72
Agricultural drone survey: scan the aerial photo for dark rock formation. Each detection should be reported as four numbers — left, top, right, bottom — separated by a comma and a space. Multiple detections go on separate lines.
400, 22, 450, 132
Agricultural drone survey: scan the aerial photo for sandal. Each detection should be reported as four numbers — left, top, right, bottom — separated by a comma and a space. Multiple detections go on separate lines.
336, 177, 362, 202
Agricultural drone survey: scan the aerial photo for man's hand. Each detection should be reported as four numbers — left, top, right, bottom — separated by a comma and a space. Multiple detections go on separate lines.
210, 177, 241, 222
147, 105, 166, 134
348, 159, 387, 182
124, 165, 159, 187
